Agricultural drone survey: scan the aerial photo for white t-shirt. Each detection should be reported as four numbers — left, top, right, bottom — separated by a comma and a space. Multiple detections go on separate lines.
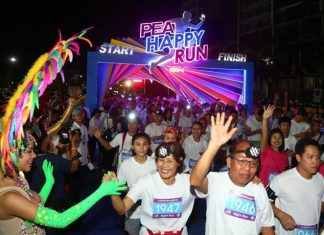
246, 116, 262, 142
88, 116, 103, 137
312, 133, 324, 145
290, 119, 310, 137
145, 123, 166, 152
195, 172, 275, 235
205, 124, 211, 137
118, 156, 157, 219
162, 118, 176, 127
127, 172, 195, 235
71, 122, 89, 166
178, 115, 194, 131
284, 134, 297, 165
101, 113, 113, 131
110, 132, 133, 169
182, 135, 207, 172
284, 135, 297, 151
269, 168, 324, 235
201, 132, 210, 142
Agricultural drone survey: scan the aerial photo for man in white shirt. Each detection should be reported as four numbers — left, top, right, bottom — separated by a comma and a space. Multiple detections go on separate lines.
71, 108, 90, 167
245, 106, 263, 146
178, 106, 195, 131
95, 113, 140, 170
182, 122, 207, 172
190, 113, 275, 235
278, 117, 297, 165
145, 110, 166, 152
266, 138, 324, 235
290, 108, 310, 140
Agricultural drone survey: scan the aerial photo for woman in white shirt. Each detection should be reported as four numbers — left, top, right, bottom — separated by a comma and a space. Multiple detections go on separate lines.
109, 142, 196, 235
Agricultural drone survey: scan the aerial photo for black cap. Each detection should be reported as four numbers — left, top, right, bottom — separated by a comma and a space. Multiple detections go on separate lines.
230, 146, 261, 160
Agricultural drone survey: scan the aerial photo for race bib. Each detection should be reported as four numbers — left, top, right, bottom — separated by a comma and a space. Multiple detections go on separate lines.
121, 150, 132, 162
153, 139, 163, 145
295, 224, 317, 235
224, 190, 256, 221
152, 197, 183, 218
268, 172, 278, 183
189, 159, 197, 169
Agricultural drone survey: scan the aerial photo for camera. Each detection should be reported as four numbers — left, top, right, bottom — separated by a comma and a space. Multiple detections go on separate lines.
59, 131, 70, 145
59, 126, 71, 145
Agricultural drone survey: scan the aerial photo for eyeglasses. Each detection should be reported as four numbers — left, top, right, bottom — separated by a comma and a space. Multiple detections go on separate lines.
230, 157, 259, 168
304, 154, 321, 161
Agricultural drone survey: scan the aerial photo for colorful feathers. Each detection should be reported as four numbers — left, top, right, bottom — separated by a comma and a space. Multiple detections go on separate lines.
0, 28, 92, 176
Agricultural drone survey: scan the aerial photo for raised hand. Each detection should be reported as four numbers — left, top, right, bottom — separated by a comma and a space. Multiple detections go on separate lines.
42, 159, 54, 185
38, 159, 55, 204
210, 112, 237, 147
263, 105, 276, 119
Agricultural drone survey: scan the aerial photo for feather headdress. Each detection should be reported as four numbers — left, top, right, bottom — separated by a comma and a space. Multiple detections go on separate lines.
0, 28, 92, 177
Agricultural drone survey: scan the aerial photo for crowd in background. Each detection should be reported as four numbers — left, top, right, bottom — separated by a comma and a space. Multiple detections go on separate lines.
0, 89, 323, 235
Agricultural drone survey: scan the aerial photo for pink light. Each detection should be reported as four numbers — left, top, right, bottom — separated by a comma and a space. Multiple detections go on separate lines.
133, 79, 142, 83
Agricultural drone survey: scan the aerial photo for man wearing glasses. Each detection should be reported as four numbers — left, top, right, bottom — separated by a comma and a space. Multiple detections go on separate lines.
190, 112, 275, 235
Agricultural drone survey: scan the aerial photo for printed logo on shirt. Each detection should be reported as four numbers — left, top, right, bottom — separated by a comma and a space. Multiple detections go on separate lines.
224, 190, 256, 221
268, 172, 278, 183
152, 197, 183, 218
189, 159, 197, 169
121, 149, 132, 162
295, 224, 317, 235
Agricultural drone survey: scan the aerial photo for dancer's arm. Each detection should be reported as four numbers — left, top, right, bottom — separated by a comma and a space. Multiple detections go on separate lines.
0, 175, 126, 228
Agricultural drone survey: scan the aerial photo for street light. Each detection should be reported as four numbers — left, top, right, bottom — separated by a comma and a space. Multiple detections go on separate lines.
9, 57, 17, 63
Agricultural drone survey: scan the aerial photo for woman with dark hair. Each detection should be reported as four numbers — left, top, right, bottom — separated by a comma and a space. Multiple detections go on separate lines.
109, 141, 196, 235
117, 133, 156, 235
162, 108, 176, 127
259, 105, 289, 186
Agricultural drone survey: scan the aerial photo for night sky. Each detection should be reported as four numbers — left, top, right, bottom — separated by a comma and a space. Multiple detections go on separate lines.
0, 0, 190, 77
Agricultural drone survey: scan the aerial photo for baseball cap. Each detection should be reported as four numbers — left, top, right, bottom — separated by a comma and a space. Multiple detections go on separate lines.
164, 127, 178, 136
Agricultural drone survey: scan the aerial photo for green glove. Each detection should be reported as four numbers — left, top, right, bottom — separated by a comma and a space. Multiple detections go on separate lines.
39, 159, 55, 204
33, 179, 127, 228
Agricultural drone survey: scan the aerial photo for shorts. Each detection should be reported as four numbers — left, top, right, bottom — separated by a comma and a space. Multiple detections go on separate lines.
125, 218, 141, 235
